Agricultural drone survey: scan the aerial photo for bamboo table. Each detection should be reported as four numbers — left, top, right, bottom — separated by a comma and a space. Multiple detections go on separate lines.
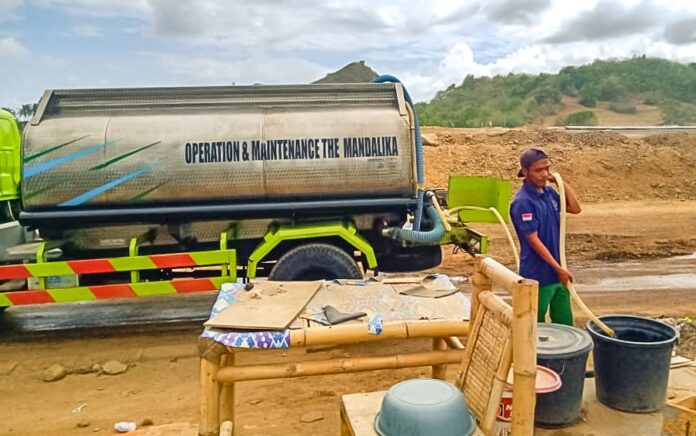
198, 317, 470, 436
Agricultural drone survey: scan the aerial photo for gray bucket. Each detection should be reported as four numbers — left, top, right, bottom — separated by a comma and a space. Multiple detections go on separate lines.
535, 323, 593, 427
587, 315, 678, 413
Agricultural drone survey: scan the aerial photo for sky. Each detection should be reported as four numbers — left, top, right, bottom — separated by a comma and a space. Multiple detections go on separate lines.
2, 0, 696, 109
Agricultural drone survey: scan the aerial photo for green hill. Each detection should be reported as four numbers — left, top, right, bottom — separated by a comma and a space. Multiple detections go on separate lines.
313, 60, 378, 84
415, 57, 696, 127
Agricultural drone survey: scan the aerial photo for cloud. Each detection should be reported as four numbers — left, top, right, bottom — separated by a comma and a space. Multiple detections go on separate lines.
148, 1, 209, 37
545, 1, 661, 43
148, 53, 329, 85
0, 0, 24, 23
0, 37, 28, 58
400, 35, 696, 102
140, 1, 402, 53
29, 0, 150, 17
3, 0, 696, 108
74, 24, 104, 37
664, 18, 696, 44
484, 0, 552, 24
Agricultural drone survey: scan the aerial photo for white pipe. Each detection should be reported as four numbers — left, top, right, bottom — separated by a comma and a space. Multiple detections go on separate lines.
430, 195, 452, 232
445, 205, 519, 271
554, 172, 615, 337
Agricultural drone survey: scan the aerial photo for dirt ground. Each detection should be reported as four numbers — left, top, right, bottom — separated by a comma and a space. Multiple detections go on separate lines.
1, 127, 695, 435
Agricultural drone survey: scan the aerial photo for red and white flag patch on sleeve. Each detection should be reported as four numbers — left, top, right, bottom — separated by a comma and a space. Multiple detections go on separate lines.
521, 213, 533, 222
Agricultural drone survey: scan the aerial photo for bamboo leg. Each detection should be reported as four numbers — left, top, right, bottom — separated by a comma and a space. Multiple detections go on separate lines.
220, 421, 233, 436
511, 280, 538, 436
444, 336, 465, 350
199, 358, 222, 436
472, 256, 492, 322
340, 402, 356, 436
432, 337, 448, 380
220, 352, 236, 426
481, 337, 513, 434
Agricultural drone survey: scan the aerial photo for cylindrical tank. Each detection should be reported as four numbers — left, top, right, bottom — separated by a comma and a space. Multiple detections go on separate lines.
21, 84, 416, 226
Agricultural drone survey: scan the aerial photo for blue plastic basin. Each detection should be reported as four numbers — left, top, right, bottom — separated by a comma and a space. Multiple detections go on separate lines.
374, 378, 476, 436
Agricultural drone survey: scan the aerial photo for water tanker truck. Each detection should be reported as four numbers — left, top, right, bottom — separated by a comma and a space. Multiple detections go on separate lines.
0, 79, 508, 307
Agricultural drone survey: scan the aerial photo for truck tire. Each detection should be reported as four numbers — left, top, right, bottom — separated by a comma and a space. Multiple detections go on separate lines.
269, 243, 362, 281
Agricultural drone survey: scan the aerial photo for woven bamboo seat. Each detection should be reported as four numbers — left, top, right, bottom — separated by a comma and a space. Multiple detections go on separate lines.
341, 289, 513, 436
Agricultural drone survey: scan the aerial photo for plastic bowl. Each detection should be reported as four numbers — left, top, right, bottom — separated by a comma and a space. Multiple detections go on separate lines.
374, 378, 476, 436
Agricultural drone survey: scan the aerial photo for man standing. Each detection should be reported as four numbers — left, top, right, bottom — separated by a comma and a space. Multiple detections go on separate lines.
511, 148, 582, 325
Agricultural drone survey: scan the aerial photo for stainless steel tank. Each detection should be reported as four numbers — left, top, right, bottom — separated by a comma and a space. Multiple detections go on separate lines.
22, 84, 416, 223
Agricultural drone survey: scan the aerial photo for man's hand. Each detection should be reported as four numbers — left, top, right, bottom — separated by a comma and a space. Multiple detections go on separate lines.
555, 266, 574, 285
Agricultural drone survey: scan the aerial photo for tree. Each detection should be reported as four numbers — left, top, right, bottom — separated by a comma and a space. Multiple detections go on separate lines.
566, 111, 598, 126
18, 103, 37, 121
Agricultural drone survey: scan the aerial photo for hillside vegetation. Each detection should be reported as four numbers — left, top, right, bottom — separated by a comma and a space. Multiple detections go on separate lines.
313, 60, 378, 84
415, 57, 696, 127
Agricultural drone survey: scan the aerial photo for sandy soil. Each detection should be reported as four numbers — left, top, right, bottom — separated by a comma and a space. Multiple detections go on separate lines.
2, 127, 695, 435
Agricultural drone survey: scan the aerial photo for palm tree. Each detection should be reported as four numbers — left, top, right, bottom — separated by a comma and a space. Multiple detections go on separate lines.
18, 103, 37, 121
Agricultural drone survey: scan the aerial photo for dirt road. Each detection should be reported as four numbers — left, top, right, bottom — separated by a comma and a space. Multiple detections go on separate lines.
2, 127, 695, 435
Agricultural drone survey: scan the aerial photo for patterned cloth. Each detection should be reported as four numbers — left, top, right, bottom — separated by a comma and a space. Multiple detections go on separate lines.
201, 283, 291, 349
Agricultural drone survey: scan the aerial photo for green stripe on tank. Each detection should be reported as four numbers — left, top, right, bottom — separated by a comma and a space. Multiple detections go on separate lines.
129, 181, 167, 202
24, 136, 90, 162
90, 141, 161, 171
24, 181, 68, 200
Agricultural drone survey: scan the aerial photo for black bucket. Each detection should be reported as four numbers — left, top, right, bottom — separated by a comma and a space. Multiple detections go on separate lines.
535, 324, 593, 427
587, 315, 678, 413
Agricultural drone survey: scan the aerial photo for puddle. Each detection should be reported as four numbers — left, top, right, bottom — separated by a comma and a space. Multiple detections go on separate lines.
575, 273, 696, 292
574, 252, 696, 292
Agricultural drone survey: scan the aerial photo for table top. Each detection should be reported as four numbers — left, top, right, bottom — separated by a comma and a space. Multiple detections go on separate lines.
202, 279, 471, 349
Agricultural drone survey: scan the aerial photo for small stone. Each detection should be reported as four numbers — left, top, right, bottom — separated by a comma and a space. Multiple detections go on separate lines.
93, 428, 101, 432
300, 411, 324, 423
667, 389, 677, 399
43, 364, 67, 382
421, 133, 439, 147
249, 399, 262, 405
74, 363, 100, 375
140, 418, 154, 427
77, 420, 90, 428
96, 387, 105, 391
318, 390, 336, 397
101, 360, 128, 375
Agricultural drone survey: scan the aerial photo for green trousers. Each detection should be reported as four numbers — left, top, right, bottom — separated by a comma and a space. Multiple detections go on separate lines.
538, 282, 573, 325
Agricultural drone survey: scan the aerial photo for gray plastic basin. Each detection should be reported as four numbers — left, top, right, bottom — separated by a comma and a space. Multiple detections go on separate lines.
374, 378, 476, 436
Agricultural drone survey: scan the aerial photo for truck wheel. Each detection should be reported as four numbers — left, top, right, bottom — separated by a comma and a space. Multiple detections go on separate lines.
269, 243, 362, 281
